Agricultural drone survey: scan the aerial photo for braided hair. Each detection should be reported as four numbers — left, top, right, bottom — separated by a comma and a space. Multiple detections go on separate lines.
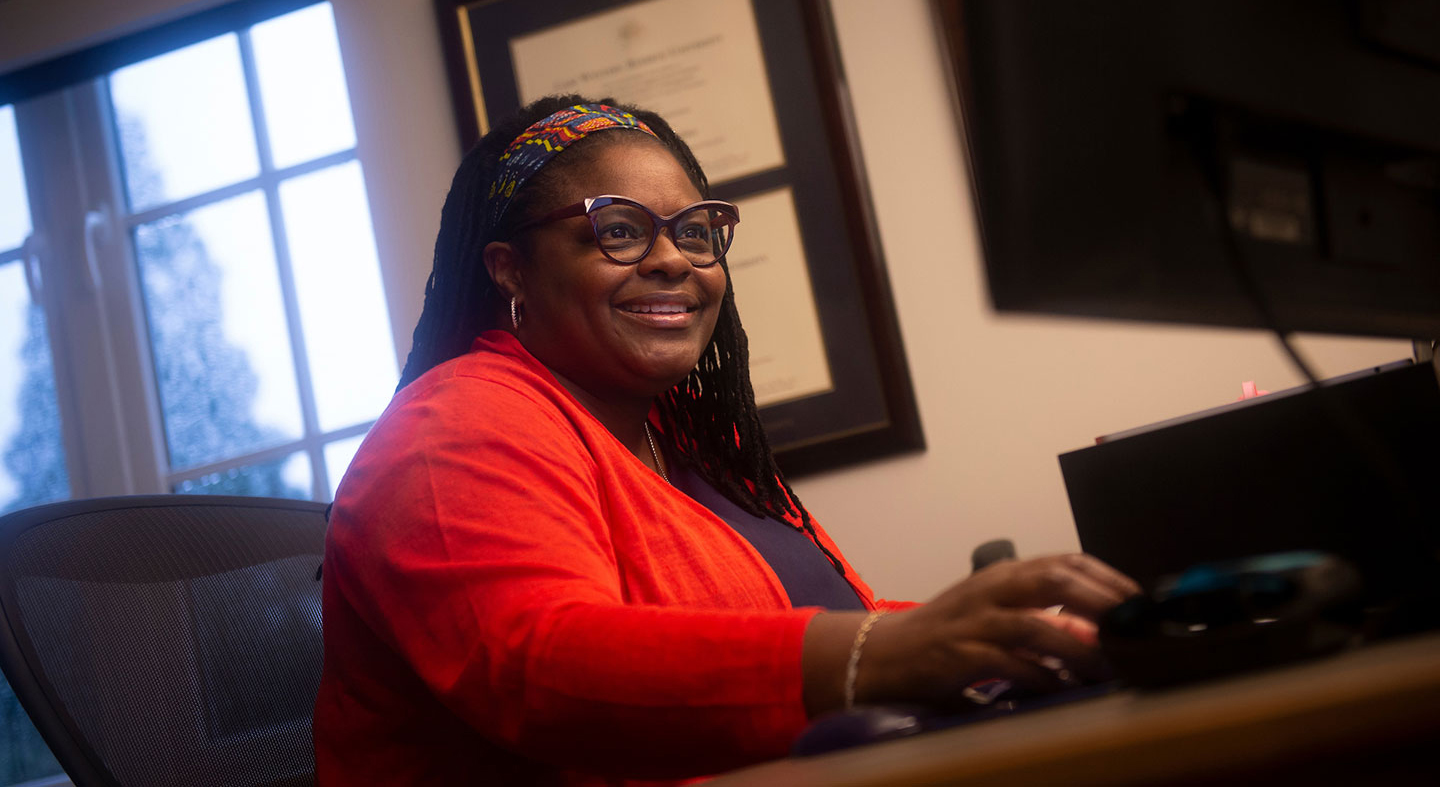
398, 95, 843, 575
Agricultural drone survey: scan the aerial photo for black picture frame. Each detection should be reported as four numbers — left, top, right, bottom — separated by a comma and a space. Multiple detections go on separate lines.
433, 0, 923, 476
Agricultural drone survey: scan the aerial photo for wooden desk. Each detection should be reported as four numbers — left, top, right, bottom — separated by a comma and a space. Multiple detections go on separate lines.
711, 633, 1440, 785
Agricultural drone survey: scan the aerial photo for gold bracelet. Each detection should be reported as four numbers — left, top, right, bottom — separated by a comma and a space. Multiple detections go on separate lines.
844, 610, 887, 709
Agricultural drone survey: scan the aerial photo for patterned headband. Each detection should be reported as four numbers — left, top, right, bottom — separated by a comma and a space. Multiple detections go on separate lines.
485, 103, 659, 233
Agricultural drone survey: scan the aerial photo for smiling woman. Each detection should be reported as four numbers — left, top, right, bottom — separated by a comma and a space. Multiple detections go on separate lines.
489, 141, 732, 413
313, 96, 1139, 787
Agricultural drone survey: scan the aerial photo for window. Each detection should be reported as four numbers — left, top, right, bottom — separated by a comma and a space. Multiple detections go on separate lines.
1, 3, 395, 782
111, 3, 395, 497
8, 1, 394, 502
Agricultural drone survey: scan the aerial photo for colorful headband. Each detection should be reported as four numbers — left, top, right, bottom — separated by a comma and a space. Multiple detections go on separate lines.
485, 103, 658, 233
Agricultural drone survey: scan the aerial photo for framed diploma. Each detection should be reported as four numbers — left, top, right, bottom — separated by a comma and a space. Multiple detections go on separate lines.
435, 0, 924, 476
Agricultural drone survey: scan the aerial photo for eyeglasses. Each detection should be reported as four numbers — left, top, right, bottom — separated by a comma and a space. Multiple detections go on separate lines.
512, 195, 740, 266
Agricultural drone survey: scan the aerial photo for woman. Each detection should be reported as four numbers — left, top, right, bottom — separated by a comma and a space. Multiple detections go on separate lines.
313, 96, 1138, 786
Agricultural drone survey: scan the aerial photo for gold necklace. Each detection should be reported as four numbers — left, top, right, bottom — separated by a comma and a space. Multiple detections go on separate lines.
643, 422, 669, 484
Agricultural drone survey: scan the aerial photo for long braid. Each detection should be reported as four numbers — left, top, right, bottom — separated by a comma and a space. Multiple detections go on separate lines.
657, 281, 844, 576
398, 135, 496, 389
397, 95, 840, 576
629, 112, 842, 575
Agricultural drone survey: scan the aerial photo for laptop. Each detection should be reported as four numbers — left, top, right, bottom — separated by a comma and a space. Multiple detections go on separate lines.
1059, 360, 1440, 606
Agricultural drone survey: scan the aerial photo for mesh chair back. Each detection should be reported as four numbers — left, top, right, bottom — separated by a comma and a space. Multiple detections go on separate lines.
0, 495, 327, 787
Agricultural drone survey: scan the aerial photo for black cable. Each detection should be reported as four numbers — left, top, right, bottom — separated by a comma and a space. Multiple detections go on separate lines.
1176, 104, 1322, 389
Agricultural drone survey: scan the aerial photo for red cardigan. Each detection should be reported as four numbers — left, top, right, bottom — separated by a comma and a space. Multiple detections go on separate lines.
313, 332, 906, 786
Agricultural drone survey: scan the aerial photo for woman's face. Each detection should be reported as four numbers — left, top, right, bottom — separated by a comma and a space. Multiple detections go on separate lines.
512, 138, 728, 403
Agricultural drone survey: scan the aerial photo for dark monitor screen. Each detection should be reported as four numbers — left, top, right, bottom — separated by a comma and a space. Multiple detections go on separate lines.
940, 0, 1440, 338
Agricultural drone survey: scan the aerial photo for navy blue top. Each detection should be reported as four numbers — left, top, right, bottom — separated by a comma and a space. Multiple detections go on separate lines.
670, 465, 866, 610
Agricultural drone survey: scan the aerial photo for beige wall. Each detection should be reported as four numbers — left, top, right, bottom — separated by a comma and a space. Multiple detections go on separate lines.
2, 0, 1412, 601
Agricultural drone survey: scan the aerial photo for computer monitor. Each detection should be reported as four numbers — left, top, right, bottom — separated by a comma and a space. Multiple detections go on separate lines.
940, 0, 1440, 338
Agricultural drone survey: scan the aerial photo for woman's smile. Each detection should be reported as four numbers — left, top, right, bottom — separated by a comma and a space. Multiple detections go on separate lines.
616, 292, 702, 327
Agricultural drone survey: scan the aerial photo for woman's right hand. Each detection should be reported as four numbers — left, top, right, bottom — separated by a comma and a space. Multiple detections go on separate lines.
803, 554, 1140, 714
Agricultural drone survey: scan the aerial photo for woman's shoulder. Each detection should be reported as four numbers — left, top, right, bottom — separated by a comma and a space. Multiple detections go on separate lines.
393, 332, 565, 413
334, 335, 597, 510
356, 336, 582, 466
397, 330, 535, 388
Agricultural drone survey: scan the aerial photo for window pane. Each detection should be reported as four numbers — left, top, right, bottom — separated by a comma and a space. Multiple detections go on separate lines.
323, 433, 365, 500
135, 192, 303, 470
251, 3, 357, 169
0, 262, 69, 516
110, 35, 260, 212
280, 162, 396, 431
174, 451, 311, 499
0, 105, 31, 251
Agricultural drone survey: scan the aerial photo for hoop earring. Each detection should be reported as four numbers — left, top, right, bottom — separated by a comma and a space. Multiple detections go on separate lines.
510, 296, 522, 330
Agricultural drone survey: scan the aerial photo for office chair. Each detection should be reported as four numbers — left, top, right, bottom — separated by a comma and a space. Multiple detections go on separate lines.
0, 495, 327, 787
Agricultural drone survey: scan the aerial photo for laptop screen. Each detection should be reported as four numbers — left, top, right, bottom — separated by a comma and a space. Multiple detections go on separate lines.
1059, 361, 1440, 599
